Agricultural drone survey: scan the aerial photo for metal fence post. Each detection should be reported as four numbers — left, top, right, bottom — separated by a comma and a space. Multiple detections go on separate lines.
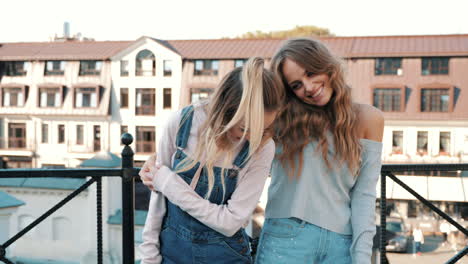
380, 172, 387, 264
121, 133, 135, 264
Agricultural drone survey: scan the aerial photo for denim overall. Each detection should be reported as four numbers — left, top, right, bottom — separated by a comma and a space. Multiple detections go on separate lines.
160, 106, 252, 264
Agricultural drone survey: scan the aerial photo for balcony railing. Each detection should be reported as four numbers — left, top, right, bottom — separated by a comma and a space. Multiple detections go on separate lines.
135, 105, 155, 115
136, 141, 155, 154
379, 163, 468, 264
0, 134, 467, 264
0, 137, 30, 150
0, 133, 138, 264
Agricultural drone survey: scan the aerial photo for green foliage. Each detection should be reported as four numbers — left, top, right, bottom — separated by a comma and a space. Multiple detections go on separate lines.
233, 25, 334, 39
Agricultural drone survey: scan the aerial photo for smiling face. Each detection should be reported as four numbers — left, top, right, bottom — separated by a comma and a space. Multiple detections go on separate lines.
229, 110, 277, 141
282, 58, 333, 107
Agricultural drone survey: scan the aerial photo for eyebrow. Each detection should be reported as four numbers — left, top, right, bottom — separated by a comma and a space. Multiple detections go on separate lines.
288, 70, 307, 87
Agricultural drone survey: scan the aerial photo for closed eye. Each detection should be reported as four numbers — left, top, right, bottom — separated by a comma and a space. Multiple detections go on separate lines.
290, 81, 302, 91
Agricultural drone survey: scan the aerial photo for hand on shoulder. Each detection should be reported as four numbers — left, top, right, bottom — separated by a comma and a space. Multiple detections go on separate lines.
356, 104, 384, 142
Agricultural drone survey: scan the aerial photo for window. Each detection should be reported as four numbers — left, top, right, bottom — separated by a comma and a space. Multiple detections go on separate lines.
45, 61, 65, 75
121, 125, 128, 136
18, 215, 35, 238
194, 60, 219, 76
163, 88, 171, 109
39, 87, 61, 107
9, 123, 26, 148
94, 125, 100, 151
375, 58, 402, 75
41, 124, 48, 143
191, 88, 213, 103
75, 87, 98, 108
52, 217, 71, 241
120, 125, 128, 145
421, 88, 449, 112
439, 132, 451, 155
422, 57, 449, 75
373, 88, 402, 112
79, 60, 102, 76
136, 50, 156, 76
234, 59, 246, 68
120, 88, 128, 108
417, 131, 428, 155
136, 126, 155, 153
392, 131, 403, 154
58, 125, 65, 144
2, 87, 25, 107
120, 60, 129, 76
4, 61, 28, 76
136, 88, 155, 115
164, 60, 172, 76
76, 125, 84, 145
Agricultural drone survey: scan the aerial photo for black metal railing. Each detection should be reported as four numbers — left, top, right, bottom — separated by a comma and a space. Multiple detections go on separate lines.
1, 134, 467, 264
380, 163, 468, 264
0, 133, 139, 264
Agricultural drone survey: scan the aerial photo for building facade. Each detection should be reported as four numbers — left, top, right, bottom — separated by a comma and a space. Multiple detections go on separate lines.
0, 34, 467, 262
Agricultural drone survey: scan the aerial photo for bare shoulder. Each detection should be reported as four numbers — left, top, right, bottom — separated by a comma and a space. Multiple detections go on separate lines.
355, 104, 384, 142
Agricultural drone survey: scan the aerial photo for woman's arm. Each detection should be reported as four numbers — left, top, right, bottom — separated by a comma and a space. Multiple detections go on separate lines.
139, 191, 166, 264
350, 105, 384, 264
139, 110, 181, 264
151, 140, 275, 237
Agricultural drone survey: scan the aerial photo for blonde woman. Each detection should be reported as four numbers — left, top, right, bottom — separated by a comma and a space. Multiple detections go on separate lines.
139, 57, 284, 264
254, 38, 384, 264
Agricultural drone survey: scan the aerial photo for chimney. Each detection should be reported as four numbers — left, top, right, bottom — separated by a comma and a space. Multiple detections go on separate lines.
63, 22, 70, 38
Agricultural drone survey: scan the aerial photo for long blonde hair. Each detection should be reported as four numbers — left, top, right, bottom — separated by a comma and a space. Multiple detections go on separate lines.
271, 38, 361, 179
176, 57, 284, 198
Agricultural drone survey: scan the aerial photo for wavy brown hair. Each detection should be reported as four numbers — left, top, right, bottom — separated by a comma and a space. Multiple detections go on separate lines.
271, 38, 362, 179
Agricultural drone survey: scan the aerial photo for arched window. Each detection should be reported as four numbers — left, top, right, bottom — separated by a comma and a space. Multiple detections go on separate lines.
135, 50, 156, 76
18, 214, 35, 238
52, 216, 72, 241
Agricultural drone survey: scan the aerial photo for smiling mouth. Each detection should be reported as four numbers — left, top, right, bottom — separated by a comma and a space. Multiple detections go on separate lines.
306, 84, 324, 100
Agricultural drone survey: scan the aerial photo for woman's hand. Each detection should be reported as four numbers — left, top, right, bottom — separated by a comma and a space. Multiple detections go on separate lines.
139, 154, 161, 191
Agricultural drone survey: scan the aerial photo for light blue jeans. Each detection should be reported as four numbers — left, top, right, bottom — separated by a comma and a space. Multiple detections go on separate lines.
255, 218, 352, 264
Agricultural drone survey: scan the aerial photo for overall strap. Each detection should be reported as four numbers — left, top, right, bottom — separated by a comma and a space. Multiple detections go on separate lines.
175, 105, 195, 149
232, 141, 250, 169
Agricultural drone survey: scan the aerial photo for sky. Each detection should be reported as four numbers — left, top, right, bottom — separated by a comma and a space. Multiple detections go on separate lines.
2, 0, 468, 43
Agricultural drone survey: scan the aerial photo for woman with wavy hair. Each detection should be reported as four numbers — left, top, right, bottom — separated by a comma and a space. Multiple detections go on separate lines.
255, 38, 384, 264
139, 57, 284, 264
140, 38, 383, 264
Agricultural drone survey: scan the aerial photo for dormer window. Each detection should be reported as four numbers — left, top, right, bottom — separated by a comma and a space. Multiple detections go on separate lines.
136, 50, 156, 76
4, 61, 28, 76
1, 85, 27, 107
79, 61, 102, 76
45, 61, 65, 76
39, 86, 62, 107
74, 85, 99, 108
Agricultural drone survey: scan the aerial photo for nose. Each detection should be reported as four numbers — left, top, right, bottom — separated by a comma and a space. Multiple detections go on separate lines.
304, 81, 315, 93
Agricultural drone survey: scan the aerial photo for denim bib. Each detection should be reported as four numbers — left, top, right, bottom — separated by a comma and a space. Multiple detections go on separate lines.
160, 105, 252, 263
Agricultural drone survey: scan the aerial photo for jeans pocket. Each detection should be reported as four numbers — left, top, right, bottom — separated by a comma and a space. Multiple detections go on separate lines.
220, 239, 252, 262
262, 218, 302, 238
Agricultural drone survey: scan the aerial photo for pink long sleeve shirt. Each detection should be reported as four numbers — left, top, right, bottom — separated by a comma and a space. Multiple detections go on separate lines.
139, 104, 275, 264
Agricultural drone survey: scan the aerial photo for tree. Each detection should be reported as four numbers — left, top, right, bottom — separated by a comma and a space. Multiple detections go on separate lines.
234, 25, 334, 39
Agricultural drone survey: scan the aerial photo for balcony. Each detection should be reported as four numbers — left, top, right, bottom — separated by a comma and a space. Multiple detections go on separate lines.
135, 105, 155, 115
0, 137, 30, 150
0, 134, 466, 264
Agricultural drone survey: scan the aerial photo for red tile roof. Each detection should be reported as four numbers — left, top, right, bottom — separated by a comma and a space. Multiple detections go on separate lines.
1, 34, 467, 61
168, 34, 468, 59
167, 39, 284, 59
338, 34, 468, 57
0, 41, 133, 61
